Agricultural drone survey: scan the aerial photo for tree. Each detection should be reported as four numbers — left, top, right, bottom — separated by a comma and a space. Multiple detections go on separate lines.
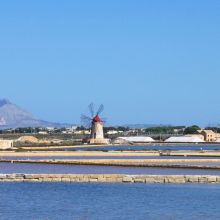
184, 125, 201, 134
205, 127, 220, 133
145, 126, 185, 134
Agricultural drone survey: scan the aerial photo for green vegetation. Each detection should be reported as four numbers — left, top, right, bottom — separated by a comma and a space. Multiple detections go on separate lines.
145, 126, 185, 134
184, 125, 201, 134
103, 126, 129, 133
205, 127, 220, 133
76, 126, 87, 131
1, 125, 219, 139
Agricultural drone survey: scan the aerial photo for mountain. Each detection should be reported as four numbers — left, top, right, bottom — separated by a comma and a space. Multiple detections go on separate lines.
0, 99, 71, 128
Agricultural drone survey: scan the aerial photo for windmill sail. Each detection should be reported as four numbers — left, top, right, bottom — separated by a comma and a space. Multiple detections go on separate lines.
81, 103, 109, 145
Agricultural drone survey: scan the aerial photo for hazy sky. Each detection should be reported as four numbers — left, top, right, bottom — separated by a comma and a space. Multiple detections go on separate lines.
0, 0, 219, 126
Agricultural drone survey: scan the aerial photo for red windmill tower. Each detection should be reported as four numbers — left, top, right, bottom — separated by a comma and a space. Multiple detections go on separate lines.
81, 103, 109, 144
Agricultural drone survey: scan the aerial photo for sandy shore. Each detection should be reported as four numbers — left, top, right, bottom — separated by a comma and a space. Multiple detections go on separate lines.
0, 151, 159, 157
1, 150, 220, 157
1, 159, 220, 169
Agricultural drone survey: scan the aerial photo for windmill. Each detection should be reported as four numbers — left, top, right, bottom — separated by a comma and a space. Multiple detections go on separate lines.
81, 103, 109, 145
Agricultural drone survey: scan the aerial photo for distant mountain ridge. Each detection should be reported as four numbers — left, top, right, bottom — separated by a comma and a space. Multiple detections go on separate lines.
0, 99, 71, 128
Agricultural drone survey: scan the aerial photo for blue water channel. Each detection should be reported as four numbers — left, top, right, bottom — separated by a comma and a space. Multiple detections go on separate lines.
2, 162, 220, 175
69, 144, 220, 151
2, 156, 220, 160
0, 183, 220, 220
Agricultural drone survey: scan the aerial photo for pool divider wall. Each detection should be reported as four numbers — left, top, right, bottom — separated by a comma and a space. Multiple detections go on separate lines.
0, 174, 220, 184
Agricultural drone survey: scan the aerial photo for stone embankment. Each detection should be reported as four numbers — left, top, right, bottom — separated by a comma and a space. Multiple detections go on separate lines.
0, 174, 220, 184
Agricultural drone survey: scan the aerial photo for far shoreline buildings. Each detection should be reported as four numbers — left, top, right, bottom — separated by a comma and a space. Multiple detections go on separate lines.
0, 139, 13, 149
199, 130, 220, 142
1, 121, 220, 147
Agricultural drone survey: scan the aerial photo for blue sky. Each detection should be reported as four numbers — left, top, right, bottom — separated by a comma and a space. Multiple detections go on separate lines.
0, 0, 219, 126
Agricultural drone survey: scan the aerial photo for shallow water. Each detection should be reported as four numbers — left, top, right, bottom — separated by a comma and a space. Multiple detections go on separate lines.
2, 162, 220, 175
0, 183, 220, 220
73, 144, 220, 151
2, 156, 220, 160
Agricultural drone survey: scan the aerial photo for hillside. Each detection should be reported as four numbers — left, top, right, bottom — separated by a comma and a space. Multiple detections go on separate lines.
0, 99, 70, 128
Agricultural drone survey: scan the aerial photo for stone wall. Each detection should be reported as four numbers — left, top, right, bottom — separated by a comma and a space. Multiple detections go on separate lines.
0, 174, 220, 184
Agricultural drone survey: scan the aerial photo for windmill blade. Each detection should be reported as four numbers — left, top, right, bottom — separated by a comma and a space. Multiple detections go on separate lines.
101, 117, 107, 124
88, 103, 95, 118
84, 122, 92, 129
81, 114, 92, 123
97, 104, 104, 115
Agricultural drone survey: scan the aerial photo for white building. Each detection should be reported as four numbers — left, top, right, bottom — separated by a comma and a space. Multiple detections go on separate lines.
74, 130, 90, 135
38, 131, 48, 135
107, 130, 123, 135
0, 139, 14, 149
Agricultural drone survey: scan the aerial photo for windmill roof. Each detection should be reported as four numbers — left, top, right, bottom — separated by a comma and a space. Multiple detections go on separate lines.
93, 115, 102, 123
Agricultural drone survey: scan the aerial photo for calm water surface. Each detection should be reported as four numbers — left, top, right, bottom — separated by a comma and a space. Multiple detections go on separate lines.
2, 156, 220, 160
2, 163, 220, 175
0, 183, 220, 220
73, 144, 220, 151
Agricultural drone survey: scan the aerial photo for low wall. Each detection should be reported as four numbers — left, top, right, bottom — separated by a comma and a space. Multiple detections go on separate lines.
0, 174, 220, 184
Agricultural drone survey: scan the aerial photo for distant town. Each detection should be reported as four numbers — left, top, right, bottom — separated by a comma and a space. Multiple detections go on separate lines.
0, 99, 220, 149
1, 125, 220, 149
